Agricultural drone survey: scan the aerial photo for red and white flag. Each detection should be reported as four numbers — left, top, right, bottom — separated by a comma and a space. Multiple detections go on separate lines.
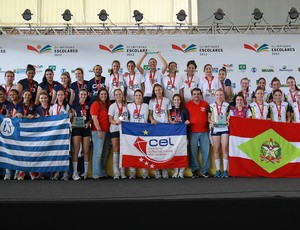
229, 117, 300, 178
120, 122, 188, 169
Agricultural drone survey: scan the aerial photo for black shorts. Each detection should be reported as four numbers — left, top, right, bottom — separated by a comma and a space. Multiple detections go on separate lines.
110, 131, 120, 139
211, 128, 229, 136
71, 127, 91, 137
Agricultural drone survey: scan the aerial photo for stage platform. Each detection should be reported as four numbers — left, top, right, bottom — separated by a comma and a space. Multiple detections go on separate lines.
2, 176, 300, 228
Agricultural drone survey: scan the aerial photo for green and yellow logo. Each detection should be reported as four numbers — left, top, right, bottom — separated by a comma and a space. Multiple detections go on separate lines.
238, 129, 300, 173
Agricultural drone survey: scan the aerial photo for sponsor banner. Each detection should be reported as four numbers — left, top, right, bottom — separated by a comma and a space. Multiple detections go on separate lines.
120, 122, 188, 169
229, 116, 300, 177
0, 34, 300, 93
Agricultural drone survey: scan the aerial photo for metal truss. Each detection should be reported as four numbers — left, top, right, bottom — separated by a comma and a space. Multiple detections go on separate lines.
0, 23, 300, 35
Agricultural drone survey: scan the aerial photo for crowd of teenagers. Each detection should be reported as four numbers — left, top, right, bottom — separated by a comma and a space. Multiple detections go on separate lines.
1, 51, 300, 181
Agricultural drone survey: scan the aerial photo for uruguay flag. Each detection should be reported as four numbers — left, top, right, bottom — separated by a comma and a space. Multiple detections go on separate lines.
0, 114, 71, 172
120, 122, 188, 169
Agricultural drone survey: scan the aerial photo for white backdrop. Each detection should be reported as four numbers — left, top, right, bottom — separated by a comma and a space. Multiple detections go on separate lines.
0, 34, 299, 93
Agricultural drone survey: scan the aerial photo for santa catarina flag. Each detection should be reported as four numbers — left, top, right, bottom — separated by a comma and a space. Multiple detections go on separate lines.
120, 122, 188, 169
229, 116, 300, 178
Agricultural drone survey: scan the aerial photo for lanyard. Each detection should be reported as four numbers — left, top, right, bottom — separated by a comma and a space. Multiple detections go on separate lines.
149, 70, 156, 85
215, 102, 223, 116
205, 76, 214, 92
113, 74, 119, 88
155, 98, 163, 114
256, 102, 264, 117
116, 102, 123, 116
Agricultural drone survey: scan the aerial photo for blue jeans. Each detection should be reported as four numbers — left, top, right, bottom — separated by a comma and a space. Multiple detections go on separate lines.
92, 131, 110, 178
188, 132, 210, 174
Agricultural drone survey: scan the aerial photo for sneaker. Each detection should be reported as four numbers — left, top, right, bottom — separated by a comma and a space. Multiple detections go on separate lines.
14, 171, 19, 180
192, 170, 199, 178
61, 172, 69, 181
129, 171, 136, 179
142, 170, 150, 179
162, 169, 169, 179
81, 172, 88, 180
72, 172, 81, 181
214, 170, 221, 178
178, 171, 184, 179
18, 171, 25, 181
120, 173, 127, 179
172, 168, 179, 178
30, 172, 36, 180
202, 172, 210, 178
155, 170, 161, 179
222, 170, 229, 178
51, 172, 59, 180
4, 173, 11, 180
114, 171, 120, 179
36, 172, 44, 180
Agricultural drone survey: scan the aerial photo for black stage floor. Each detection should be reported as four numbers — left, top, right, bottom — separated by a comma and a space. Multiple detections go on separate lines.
1, 177, 300, 228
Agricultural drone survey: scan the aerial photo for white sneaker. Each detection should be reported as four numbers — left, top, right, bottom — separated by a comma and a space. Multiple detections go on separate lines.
142, 170, 150, 179
172, 168, 179, 178
129, 171, 136, 179
162, 169, 169, 179
72, 172, 81, 181
120, 168, 127, 179
155, 170, 162, 179
14, 171, 19, 180
178, 168, 185, 178
61, 172, 69, 181
81, 172, 88, 180
4, 173, 11, 180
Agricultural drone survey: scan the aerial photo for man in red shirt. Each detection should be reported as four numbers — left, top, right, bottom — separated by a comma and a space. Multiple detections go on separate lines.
185, 87, 211, 178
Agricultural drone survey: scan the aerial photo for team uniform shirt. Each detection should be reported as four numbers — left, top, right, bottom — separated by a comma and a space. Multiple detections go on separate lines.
38, 81, 61, 104
291, 102, 300, 123
269, 101, 291, 122
127, 102, 149, 123
2, 84, 17, 100
161, 74, 184, 103
247, 101, 270, 119
105, 74, 126, 101
87, 77, 106, 103
181, 74, 200, 103
185, 100, 209, 133
149, 97, 171, 123
53, 84, 73, 104
229, 106, 249, 118
50, 103, 71, 115
123, 72, 144, 103
170, 107, 190, 123
35, 104, 50, 117
209, 102, 230, 132
15, 102, 36, 116
90, 100, 110, 132
142, 70, 163, 98
108, 102, 129, 133
70, 80, 89, 105
199, 76, 222, 104
18, 78, 39, 102
284, 90, 298, 106
72, 100, 91, 125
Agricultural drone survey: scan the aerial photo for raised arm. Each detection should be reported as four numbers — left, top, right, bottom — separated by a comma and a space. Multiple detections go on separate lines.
136, 51, 147, 75
157, 51, 168, 75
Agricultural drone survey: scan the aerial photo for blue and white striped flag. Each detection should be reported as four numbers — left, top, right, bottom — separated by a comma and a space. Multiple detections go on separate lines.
0, 114, 71, 172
